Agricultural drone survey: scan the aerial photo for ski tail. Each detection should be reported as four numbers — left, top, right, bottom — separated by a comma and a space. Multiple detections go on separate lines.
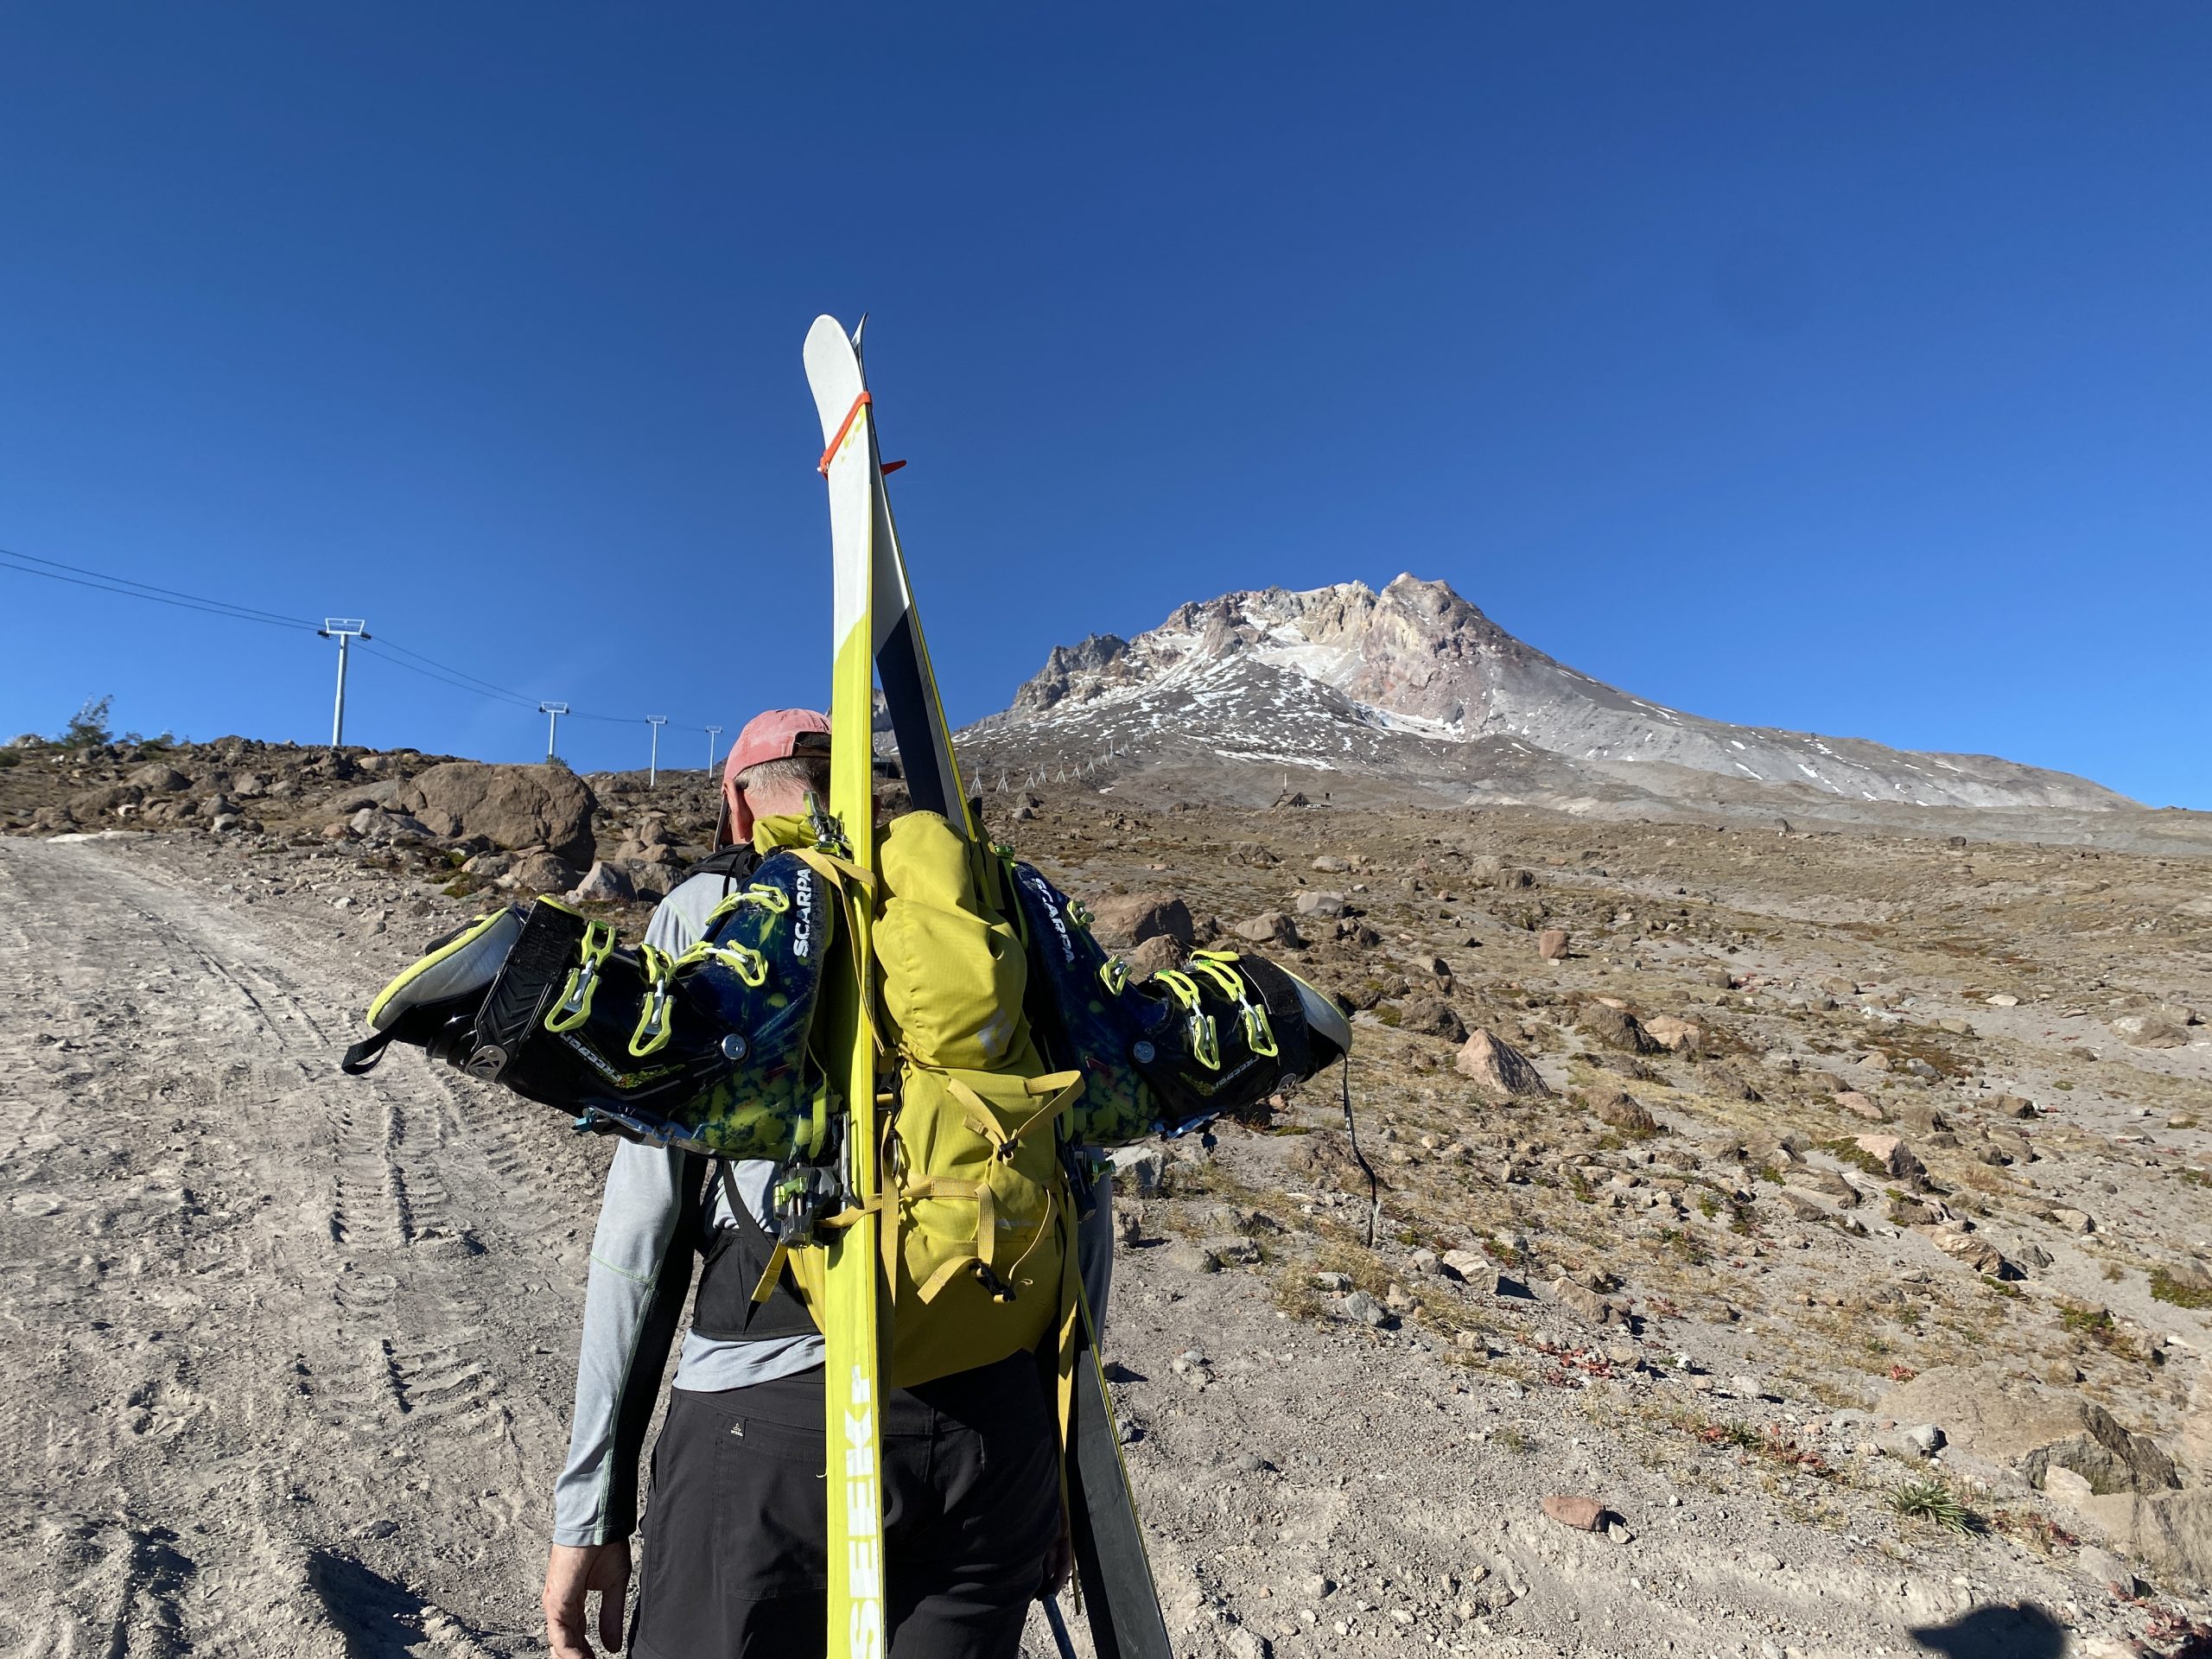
1068, 1294, 1176, 1659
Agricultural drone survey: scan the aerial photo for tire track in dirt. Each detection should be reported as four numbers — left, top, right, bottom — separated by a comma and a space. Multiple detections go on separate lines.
0, 838, 590, 1654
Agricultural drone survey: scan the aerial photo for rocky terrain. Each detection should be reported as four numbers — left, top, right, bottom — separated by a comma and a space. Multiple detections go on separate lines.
960, 578, 2209, 855
3, 729, 2210, 1657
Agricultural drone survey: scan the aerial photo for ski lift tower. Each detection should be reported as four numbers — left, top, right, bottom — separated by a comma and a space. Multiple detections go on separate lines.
320, 619, 369, 747
540, 702, 569, 762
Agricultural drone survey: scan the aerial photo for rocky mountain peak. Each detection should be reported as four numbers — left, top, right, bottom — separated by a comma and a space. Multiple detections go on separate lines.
963, 575, 2133, 825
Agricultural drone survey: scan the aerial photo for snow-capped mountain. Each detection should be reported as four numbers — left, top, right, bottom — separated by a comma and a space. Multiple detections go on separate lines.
957, 575, 2129, 817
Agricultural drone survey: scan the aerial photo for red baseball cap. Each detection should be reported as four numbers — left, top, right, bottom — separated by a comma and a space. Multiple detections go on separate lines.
719, 709, 831, 845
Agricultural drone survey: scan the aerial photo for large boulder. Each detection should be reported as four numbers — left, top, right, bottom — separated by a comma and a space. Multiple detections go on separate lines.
1455, 1029, 1551, 1100
1580, 1002, 1662, 1055
1122, 935, 1183, 979
1585, 1087, 1657, 1135
1878, 1368, 2177, 1496
68, 785, 143, 819
126, 762, 191, 793
2111, 1012, 2190, 1049
397, 762, 596, 866
1395, 998, 1467, 1044
1088, 892, 1193, 949
349, 807, 435, 844
1878, 1366, 2209, 1586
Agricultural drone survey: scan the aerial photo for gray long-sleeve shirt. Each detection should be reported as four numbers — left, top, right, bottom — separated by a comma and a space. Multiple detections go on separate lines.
550, 864, 1115, 1548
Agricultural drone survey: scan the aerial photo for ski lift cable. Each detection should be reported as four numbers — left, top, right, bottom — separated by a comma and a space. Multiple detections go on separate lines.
0, 544, 321, 631
0, 537, 728, 738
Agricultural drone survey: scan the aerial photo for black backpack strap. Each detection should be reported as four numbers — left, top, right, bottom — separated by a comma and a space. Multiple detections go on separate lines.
677, 845, 759, 900
692, 1158, 817, 1341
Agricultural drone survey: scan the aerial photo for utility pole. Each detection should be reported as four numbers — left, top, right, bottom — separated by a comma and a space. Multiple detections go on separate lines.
705, 725, 723, 775
320, 619, 369, 747
540, 702, 569, 762
645, 716, 668, 788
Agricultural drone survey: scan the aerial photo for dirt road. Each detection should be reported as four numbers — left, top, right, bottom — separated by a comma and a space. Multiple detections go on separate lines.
0, 835, 603, 1656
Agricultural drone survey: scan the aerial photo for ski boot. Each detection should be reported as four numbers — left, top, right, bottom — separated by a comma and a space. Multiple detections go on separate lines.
343, 851, 837, 1162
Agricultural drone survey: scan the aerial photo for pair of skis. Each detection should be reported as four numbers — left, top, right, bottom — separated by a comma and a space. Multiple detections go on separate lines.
803, 316, 1173, 1659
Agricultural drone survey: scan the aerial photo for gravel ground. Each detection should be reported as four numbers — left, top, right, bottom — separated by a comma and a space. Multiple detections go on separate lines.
2, 817, 2207, 1659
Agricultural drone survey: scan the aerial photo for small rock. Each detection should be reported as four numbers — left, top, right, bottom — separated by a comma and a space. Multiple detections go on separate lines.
1440, 1249, 1488, 1281
1087, 892, 1194, 949
1552, 1278, 1627, 1326
1122, 935, 1183, 978
1985, 994, 2020, 1007
1232, 911, 1303, 947
1929, 1227, 2017, 1278
1536, 928, 1569, 961
1338, 1290, 1392, 1328
1853, 1135, 1926, 1182
1202, 1235, 1261, 1267
1834, 1090, 1886, 1122
1580, 1003, 1662, 1055
1539, 1495, 1607, 1532
505, 851, 580, 894
1311, 1271, 1353, 1293
1605, 1520, 1633, 1544
1293, 889, 1346, 918
2075, 1547, 2144, 1598
1641, 1014, 1702, 1052
1165, 1242, 1219, 1275
1110, 1145, 1167, 1197
1396, 998, 1468, 1044
571, 861, 636, 903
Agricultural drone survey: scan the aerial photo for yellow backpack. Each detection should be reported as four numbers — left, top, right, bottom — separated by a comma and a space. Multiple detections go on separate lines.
785, 810, 1082, 1388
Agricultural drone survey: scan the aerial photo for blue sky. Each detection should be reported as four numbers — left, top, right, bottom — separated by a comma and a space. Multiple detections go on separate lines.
2, 6, 2207, 805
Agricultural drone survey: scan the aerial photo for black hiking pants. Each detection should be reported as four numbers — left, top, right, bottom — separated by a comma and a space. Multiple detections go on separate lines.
628, 1351, 1060, 1659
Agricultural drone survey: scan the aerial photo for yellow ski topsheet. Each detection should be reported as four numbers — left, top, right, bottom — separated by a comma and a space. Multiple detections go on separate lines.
807, 312, 887, 1659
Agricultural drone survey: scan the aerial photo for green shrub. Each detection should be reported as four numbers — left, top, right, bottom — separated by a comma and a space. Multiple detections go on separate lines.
1890, 1476, 1976, 1534
2150, 1268, 2212, 1311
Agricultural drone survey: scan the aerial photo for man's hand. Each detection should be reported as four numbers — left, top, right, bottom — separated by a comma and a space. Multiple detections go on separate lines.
543, 1541, 632, 1659
1042, 1514, 1073, 1599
